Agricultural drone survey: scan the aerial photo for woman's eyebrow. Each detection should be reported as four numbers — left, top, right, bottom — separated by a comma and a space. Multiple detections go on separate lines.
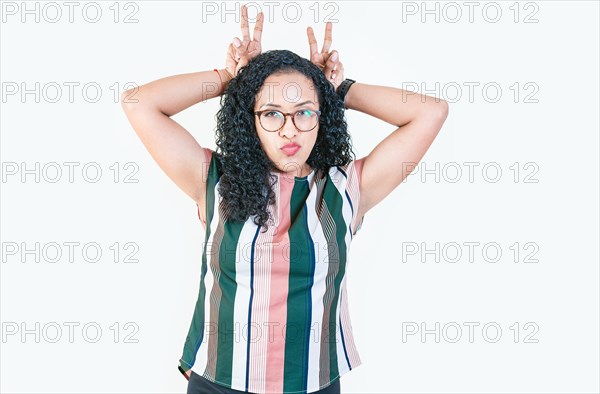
259, 100, 315, 108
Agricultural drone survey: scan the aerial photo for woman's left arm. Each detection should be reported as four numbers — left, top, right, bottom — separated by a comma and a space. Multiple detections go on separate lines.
305, 22, 448, 218
345, 82, 449, 216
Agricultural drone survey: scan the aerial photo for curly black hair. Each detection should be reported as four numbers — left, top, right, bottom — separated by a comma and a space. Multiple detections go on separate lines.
214, 49, 355, 232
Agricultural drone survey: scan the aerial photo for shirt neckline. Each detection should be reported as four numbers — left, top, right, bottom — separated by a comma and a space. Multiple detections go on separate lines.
270, 168, 316, 181
294, 168, 315, 181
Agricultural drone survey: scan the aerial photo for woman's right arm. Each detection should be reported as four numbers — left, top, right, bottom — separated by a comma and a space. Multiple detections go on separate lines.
121, 5, 263, 209
119, 69, 232, 205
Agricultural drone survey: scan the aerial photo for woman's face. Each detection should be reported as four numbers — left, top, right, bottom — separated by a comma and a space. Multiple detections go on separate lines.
254, 71, 320, 178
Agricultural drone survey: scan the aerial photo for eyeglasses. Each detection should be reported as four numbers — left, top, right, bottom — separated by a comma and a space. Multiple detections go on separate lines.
254, 109, 321, 132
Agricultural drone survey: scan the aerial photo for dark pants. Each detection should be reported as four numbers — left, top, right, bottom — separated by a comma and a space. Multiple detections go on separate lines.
187, 371, 341, 394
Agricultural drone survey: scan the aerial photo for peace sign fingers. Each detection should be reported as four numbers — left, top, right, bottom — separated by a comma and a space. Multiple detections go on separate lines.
307, 26, 325, 69
226, 4, 265, 78
231, 5, 264, 64
306, 21, 341, 89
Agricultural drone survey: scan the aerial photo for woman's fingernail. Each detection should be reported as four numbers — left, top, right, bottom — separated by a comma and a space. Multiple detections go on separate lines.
331, 52, 338, 61
332, 73, 336, 80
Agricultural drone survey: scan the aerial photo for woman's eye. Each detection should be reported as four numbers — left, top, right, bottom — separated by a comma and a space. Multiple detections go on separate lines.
297, 110, 313, 116
265, 111, 281, 117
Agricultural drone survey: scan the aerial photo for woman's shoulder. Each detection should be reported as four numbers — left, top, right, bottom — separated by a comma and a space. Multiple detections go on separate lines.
200, 147, 223, 179
201, 147, 216, 161
329, 157, 366, 183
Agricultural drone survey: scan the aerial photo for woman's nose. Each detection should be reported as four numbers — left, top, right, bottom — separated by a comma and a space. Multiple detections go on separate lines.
279, 115, 299, 138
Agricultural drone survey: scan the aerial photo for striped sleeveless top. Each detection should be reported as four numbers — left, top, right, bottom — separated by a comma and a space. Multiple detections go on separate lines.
178, 147, 365, 393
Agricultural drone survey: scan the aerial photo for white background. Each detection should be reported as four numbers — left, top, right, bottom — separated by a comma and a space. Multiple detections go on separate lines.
1, 1, 599, 393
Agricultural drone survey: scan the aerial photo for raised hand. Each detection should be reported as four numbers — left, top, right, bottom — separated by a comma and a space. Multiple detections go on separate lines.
306, 22, 344, 91
225, 4, 264, 78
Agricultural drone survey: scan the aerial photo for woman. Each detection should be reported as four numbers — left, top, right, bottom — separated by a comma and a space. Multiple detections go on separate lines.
121, 6, 448, 394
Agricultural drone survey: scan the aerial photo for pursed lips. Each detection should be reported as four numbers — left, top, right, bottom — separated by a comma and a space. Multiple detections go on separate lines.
280, 142, 301, 155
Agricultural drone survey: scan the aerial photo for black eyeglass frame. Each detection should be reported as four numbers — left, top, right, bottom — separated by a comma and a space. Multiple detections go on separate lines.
253, 109, 322, 132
